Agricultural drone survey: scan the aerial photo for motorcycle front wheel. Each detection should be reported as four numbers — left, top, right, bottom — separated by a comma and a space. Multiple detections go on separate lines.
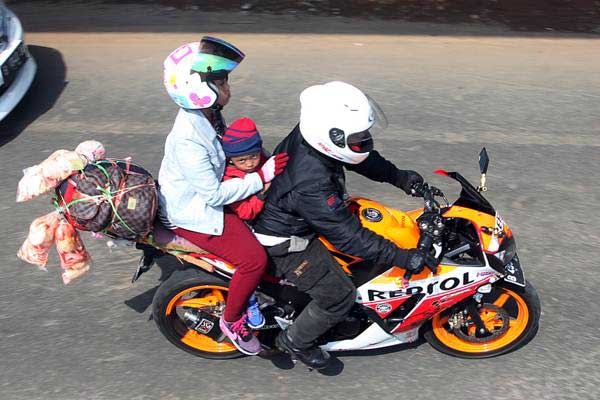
152, 268, 241, 359
424, 280, 540, 359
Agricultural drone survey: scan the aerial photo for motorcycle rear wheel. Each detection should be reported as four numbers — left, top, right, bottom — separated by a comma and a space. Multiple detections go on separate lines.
424, 280, 540, 359
152, 268, 241, 359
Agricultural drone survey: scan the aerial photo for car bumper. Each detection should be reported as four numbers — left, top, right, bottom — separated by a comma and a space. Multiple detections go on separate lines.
0, 47, 36, 121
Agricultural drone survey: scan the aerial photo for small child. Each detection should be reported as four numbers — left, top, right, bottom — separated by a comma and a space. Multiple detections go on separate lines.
222, 117, 270, 221
221, 117, 269, 329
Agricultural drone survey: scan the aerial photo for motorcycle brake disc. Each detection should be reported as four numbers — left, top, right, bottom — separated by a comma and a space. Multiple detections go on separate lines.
452, 304, 510, 343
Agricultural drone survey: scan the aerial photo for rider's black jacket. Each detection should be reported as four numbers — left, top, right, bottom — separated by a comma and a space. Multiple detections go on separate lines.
253, 125, 415, 267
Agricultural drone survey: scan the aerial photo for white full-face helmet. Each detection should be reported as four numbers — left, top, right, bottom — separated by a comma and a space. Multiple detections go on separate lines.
163, 36, 245, 109
299, 81, 387, 164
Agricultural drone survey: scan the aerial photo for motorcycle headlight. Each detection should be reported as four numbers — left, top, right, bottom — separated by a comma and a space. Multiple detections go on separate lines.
492, 236, 517, 265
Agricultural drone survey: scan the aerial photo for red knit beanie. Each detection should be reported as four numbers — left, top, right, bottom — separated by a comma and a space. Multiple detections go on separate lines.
222, 117, 263, 157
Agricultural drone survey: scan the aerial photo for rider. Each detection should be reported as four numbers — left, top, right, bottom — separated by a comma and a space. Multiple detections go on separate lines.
252, 81, 429, 369
159, 37, 288, 355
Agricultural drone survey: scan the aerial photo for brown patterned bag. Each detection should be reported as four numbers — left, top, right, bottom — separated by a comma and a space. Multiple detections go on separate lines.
55, 159, 157, 240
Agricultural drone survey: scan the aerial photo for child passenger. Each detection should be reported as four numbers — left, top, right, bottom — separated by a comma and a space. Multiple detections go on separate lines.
222, 118, 270, 221
221, 117, 270, 329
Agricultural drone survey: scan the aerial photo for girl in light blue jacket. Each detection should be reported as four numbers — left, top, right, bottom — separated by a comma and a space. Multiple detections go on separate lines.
159, 37, 288, 355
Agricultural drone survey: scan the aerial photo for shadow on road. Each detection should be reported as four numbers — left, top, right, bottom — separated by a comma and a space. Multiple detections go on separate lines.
123, 253, 182, 314
0, 46, 67, 147
262, 340, 425, 375
7, 0, 600, 37
156, 0, 600, 34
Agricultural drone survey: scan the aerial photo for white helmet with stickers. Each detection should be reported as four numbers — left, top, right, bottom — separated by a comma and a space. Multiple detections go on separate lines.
299, 81, 387, 164
163, 37, 244, 109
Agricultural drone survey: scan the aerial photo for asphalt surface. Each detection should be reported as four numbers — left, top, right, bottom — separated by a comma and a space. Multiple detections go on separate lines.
1, 2, 600, 400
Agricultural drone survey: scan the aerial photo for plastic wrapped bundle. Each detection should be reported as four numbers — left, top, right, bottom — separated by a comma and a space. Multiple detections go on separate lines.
16, 150, 88, 202
55, 218, 92, 285
75, 140, 106, 162
17, 211, 61, 269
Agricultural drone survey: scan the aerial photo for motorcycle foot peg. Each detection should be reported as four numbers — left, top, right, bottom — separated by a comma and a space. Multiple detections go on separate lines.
131, 254, 155, 284
216, 332, 227, 343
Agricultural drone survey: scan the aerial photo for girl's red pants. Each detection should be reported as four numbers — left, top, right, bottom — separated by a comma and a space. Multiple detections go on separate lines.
173, 212, 267, 322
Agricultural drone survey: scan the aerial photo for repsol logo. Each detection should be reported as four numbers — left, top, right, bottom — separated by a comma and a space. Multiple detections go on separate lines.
367, 272, 475, 302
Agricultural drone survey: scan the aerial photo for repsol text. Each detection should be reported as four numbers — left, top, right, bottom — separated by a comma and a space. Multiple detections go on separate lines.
367, 272, 475, 301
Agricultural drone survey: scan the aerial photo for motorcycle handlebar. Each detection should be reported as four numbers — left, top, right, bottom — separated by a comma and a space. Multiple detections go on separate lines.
411, 182, 445, 212
418, 233, 434, 252
401, 183, 445, 280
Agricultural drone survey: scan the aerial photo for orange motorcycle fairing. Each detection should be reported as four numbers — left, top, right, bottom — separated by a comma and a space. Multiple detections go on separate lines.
442, 206, 512, 254
319, 197, 422, 275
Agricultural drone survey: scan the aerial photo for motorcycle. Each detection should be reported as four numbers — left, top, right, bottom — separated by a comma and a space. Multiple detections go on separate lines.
133, 148, 540, 360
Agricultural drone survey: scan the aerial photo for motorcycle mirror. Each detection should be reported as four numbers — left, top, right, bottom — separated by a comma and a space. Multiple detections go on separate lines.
479, 147, 490, 175
477, 147, 489, 192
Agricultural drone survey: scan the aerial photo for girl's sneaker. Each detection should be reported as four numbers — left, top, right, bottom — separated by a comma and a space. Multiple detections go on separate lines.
219, 314, 261, 356
246, 293, 265, 329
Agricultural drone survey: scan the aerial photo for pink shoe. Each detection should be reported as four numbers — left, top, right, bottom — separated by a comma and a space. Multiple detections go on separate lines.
219, 315, 261, 355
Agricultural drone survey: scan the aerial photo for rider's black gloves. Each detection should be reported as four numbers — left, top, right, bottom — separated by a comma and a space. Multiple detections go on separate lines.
393, 248, 425, 273
405, 248, 426, 273
394, 248, 440, 277
395, 170, 424, 196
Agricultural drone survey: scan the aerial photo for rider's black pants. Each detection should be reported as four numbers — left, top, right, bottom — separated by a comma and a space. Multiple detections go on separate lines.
267, 239, 356, 349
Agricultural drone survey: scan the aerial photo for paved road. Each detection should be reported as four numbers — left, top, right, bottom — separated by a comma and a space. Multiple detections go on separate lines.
1, 2, 599, 400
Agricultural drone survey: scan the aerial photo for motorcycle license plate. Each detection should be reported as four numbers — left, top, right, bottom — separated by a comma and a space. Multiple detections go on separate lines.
504, 254, 525, 287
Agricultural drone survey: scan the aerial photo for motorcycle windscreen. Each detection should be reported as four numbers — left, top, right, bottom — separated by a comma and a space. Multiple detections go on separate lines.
445, 171, 496, 216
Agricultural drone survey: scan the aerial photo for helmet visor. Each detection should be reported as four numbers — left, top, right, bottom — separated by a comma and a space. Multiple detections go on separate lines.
200, 36, 245, 64
194, 37, 245, 80
347, 130, 374, 153
365, 93, 388, 140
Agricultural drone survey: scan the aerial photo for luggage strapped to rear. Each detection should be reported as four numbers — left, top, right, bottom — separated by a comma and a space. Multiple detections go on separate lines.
53, 158, 157, 240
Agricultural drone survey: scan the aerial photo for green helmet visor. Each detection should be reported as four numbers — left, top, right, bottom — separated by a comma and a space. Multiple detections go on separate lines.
200, 36, 245, 63
191, 36, 245, 80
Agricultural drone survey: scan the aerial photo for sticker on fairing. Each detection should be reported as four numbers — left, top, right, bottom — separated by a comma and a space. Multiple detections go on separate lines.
486, 212, 505, 252
504, 254, 525, 287
376, 303, 392, 314
495, 213, 505, 232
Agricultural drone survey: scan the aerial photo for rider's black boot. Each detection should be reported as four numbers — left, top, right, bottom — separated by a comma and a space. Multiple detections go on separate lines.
275, 331, 330, 370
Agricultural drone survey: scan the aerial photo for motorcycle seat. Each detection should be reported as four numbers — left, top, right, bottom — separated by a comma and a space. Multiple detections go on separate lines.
152, 222, 209, 254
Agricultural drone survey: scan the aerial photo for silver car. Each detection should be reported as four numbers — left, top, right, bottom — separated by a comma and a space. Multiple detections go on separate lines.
0, 0, 36, 121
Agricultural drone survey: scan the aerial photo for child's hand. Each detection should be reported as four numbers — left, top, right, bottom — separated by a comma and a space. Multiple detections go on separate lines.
258, 153, 289, 183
